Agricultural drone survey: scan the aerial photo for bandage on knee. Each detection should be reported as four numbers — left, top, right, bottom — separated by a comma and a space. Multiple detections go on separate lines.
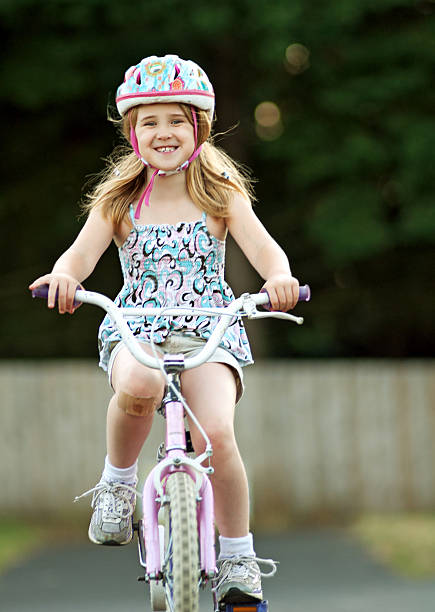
118, 391, 157, 417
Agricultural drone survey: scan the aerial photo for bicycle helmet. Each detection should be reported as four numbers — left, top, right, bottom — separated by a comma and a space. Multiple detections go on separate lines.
115, 55, 215, 218
116, 54, 215, 119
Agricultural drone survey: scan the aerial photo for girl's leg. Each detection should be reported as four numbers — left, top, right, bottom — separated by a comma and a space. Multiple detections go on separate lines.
108, 343, 166, 467
86, 343, 166, 546
181, 364, 264, 603
181, 362, 249, 538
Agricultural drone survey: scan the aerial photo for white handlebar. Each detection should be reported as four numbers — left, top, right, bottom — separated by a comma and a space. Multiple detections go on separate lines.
71, 290, 303, 371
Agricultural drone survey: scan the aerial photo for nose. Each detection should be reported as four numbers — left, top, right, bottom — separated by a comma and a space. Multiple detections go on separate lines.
156, 126, 173, 140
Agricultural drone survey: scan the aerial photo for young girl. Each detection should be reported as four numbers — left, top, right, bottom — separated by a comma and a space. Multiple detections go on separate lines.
29, 54, 299, 604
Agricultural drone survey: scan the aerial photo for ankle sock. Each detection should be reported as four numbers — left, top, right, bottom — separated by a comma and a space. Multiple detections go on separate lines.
102, 455, 138, 485
219, 533, 255, 559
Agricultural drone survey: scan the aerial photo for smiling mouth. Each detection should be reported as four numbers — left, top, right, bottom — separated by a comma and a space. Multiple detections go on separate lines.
155, 146, 178, 153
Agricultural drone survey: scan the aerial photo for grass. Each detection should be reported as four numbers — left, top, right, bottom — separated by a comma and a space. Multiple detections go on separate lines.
350, 513, 435, 579
0, 515, 86, 575
0, 519, 48, 574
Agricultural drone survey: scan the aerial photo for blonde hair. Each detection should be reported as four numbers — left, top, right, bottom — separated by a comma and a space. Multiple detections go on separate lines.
82, 104, 256, 231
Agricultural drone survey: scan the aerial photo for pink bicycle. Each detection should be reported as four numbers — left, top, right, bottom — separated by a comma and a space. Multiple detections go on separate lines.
32, 285, 310, 612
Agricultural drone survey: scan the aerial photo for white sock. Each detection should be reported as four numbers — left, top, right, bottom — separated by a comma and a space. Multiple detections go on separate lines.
219, 533, 255, 559
102, 455, 138, 485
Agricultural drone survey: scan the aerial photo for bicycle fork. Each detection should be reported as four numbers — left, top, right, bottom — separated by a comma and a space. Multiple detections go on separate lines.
138, 377, 217, 582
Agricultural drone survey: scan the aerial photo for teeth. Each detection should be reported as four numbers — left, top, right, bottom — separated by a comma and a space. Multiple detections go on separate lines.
156, 146, 176, 152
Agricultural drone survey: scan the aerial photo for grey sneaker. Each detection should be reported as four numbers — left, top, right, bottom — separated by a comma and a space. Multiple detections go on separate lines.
214, 556, 277, 604
75, 478, 138, 545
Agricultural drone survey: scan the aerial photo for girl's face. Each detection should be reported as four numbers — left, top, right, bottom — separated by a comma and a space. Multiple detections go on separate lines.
134, 103, 195, 172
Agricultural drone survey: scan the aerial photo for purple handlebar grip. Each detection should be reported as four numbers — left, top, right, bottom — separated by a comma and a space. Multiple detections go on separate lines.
31, 285, 50, 300
298, 284, 311, 302
261, 284, 311, 310
31, 284, 81, 307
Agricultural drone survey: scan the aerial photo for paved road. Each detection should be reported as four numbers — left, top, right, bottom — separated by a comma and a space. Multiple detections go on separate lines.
1, 529, 435, 611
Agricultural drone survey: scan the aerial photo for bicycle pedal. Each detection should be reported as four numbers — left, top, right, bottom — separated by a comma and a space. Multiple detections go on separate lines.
221, 602, 269, 612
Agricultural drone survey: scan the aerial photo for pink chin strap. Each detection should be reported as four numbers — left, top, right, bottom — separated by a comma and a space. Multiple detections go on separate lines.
129, 107, 202, 219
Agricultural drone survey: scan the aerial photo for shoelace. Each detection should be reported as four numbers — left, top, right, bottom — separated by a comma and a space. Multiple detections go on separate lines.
74, 481, 141, 520
212, 556, 278, 593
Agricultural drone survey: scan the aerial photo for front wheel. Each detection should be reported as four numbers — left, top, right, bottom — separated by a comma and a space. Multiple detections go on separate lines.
163, 471, 199, 612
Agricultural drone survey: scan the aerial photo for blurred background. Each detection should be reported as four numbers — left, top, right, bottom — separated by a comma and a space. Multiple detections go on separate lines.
2, 0, 435, 360
1, 0, 435, 587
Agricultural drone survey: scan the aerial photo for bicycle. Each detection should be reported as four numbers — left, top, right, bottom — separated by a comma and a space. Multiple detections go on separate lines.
32, 284, 310, 612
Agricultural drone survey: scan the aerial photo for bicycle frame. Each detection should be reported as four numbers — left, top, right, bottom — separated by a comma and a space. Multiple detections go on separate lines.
32, 284, 310, 611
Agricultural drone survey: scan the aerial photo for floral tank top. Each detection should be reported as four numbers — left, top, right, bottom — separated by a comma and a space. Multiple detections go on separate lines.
98, 206, 253, 371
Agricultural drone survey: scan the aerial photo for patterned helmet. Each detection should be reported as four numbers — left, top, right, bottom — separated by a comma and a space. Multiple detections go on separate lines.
116, 54, 215, 118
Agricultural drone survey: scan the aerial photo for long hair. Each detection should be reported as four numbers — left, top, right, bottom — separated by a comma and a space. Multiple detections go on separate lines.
82, 104, 256, 231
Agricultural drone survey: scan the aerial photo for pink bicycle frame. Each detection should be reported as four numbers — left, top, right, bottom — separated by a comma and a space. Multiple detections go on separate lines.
141, 398, 216, 579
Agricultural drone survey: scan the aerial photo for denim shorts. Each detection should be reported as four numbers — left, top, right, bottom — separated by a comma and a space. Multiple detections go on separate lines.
107, 331, 244, 403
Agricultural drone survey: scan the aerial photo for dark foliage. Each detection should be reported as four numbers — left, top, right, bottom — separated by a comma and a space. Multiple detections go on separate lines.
1, 0, 434, 358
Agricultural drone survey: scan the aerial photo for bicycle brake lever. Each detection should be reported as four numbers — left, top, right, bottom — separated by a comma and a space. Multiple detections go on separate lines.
248, 311, 304, 324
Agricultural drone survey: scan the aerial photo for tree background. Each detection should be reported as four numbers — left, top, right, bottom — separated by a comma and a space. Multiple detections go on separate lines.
1, 0, 434, 360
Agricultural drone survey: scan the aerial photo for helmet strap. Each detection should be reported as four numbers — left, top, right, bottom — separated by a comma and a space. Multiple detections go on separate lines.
192, 106, 198, 147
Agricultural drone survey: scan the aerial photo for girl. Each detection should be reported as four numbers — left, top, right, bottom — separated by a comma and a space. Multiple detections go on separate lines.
29, 54, 299, 605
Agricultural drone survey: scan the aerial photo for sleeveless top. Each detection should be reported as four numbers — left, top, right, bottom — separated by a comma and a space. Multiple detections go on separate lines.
98, 205, 253, 371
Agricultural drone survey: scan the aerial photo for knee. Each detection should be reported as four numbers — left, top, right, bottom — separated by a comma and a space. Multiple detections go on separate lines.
192, 423, 236, 457
115, 365, 164, 417
117, 390, 158, 417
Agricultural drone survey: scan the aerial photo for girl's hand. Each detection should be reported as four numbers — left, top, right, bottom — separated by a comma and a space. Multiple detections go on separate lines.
29, 273, 83, 314
261, 273, 300, 312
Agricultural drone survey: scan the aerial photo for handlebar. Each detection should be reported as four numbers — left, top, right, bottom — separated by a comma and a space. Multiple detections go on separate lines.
31, 284, 311, 306
31, 284, 310, 371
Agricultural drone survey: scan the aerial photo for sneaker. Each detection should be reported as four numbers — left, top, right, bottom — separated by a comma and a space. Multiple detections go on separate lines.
74, 478, 138, 545
214, 556, 277, 604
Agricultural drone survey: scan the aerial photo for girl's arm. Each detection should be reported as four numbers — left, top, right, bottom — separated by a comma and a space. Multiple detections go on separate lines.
29, 207, 115, 314
225, 194, 299, 311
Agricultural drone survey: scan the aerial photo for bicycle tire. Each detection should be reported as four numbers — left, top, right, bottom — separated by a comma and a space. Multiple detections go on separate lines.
163, 471, 199, 612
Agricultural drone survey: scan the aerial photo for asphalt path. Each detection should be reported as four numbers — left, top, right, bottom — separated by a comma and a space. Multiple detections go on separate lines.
1, 529, 435, 611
